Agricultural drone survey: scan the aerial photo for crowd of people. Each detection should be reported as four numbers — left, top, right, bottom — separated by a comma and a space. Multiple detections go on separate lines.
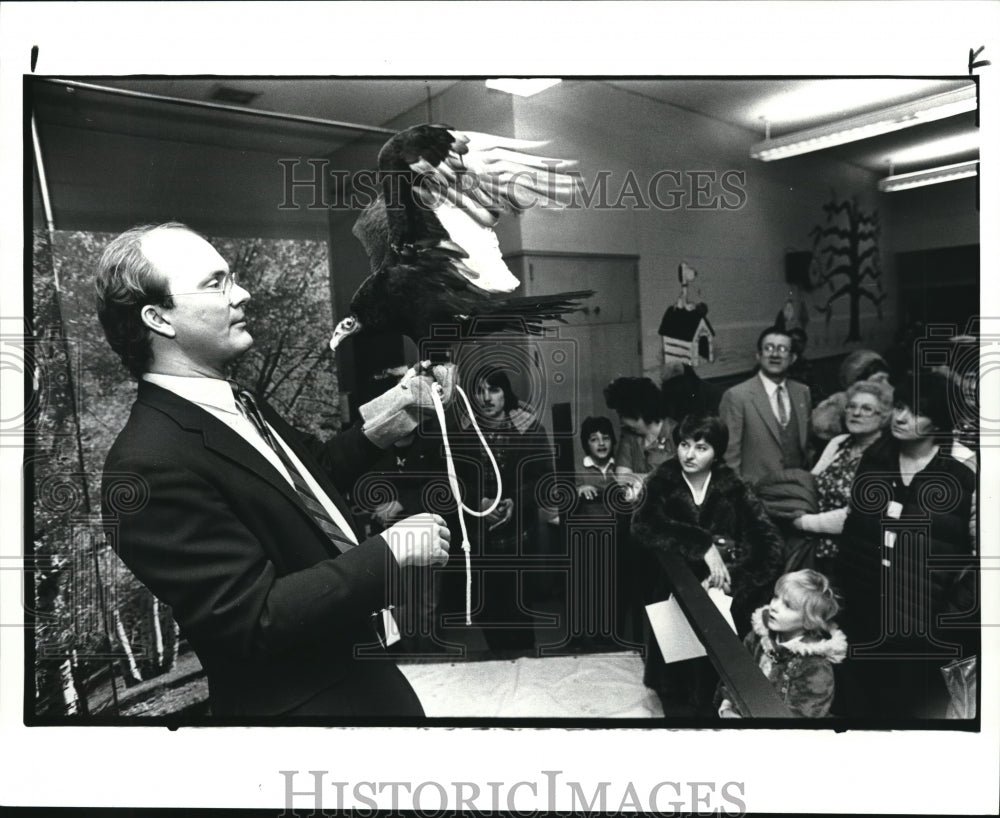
350, 320, 978, 721
616, 326, 978, 720
93, 222, 977, 721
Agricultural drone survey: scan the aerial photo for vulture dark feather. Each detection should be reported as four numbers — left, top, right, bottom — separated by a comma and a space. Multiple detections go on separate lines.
330, 124, 594, 353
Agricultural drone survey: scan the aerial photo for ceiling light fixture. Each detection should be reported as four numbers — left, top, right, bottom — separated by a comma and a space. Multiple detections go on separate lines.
750, 84, 977, 161
878, 159, 979, 192
485, 78, 562, 97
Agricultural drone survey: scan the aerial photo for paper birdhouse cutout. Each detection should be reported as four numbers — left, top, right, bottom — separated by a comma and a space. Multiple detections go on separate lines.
660, 303, 715, 366
660, 262, 715, 366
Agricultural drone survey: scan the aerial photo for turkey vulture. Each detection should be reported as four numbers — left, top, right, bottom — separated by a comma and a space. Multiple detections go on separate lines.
329, 124, 593, 353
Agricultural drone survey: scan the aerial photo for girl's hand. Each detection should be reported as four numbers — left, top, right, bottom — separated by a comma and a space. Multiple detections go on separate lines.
791, 513, 810, 531
577, 485, 598, 500
703, 544, 732, 591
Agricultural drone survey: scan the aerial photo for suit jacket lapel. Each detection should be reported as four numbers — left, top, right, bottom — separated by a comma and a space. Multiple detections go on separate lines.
748, 376, 782, 444
137, 381, 339, 532
789, 382, 810, 449
259, 401, 361, 531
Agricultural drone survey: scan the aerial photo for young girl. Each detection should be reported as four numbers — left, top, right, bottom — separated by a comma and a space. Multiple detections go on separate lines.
577, 416, 617, 500
718, 569, 847, 718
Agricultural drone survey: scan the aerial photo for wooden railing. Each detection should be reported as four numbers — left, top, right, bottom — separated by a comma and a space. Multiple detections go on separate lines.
653, 550, 793, 718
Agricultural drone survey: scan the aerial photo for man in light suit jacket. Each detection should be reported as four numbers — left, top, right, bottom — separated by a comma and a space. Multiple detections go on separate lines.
97, 223, 452, 719
718, 327, 812, 486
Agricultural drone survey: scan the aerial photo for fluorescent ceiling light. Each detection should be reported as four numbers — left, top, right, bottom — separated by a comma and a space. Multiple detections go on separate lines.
750, 84, 977, 161
878, 160, 978, 192
485, 78, 561, 97
885, 131, 979, 166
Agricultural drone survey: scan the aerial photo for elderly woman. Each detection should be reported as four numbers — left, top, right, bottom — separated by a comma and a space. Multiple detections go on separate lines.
809, 349, 890, 441
792, 376, 894, 577
835, 370, 977, 719
603, 376, 676, 500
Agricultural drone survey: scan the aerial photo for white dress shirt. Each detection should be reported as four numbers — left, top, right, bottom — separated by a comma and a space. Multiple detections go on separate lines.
582, 454, 615, 478
143, 373, 358, 544
758, 371, 791, 426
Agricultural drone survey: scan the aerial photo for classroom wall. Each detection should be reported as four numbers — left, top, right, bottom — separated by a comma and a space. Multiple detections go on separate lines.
328, 80, 979, 391
509, 80, 895, 379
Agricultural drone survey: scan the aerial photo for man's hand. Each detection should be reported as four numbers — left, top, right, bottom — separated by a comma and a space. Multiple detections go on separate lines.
577, 485, 599, 501
383, 513, 451, 568
481, 497, 513, 531
400, 360, 456, 409
358, 362, 458, 448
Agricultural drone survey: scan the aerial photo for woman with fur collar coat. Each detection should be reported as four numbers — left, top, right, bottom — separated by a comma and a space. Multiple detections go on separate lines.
631, 454, 784, 638
631, 414, 784, 716
717, 605, 848, 718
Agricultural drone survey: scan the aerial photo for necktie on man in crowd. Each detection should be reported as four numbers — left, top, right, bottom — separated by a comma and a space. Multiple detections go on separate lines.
776, 384, 789, 426
229, 381, 355, 553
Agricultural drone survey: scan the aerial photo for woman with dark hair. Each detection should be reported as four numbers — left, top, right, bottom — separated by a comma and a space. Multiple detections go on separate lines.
631, 413, 784, 716
603, 376, 676, 500
835, 370, 977, 719
457, 368, 557, 656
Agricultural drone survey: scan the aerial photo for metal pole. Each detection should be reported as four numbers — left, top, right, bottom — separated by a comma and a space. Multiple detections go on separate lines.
33, 77, 396, 136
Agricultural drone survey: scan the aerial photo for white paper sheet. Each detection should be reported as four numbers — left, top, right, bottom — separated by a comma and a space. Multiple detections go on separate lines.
645, 588, 737, 664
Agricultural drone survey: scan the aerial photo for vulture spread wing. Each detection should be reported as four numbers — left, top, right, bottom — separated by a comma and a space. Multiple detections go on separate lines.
330, 124, 593, 351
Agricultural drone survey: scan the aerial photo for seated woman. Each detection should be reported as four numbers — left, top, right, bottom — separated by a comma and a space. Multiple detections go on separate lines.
835, 370, 977, 719
791, 376, 893, 580
631, 414, 784, 716
603, 376, 676, 501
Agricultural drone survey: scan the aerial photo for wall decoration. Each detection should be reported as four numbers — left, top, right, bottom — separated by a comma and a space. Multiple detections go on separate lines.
659, 262, 715, 366
809, 194, 886, 342
774, 288, 809, 334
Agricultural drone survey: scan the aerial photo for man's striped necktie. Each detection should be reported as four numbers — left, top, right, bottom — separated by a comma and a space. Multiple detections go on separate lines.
229, 381, 355, 553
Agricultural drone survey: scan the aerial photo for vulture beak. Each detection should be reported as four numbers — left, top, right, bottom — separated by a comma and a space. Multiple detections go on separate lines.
329, 316, 362, 353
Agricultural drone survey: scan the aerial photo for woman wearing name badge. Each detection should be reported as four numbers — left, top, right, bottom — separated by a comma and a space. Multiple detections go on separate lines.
835, 370, 977, 719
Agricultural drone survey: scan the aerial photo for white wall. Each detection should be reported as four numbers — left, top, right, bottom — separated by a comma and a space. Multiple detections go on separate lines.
510, 80, 894, 378
331, 81, 981, 386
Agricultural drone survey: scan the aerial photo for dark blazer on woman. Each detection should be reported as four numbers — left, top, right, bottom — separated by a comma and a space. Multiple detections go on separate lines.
101, 380, 420, 718
837, 436, 977, 649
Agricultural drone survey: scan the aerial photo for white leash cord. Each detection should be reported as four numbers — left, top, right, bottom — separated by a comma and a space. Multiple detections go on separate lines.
430, 383, 503, 624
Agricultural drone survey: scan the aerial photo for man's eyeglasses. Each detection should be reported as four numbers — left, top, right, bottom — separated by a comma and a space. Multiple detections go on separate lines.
845, 403, 878, 417
761, 343, 790, 355
170, 271, 241, 298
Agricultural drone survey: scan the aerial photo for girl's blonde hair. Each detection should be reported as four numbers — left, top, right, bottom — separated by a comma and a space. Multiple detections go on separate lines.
774, 569, 840, 632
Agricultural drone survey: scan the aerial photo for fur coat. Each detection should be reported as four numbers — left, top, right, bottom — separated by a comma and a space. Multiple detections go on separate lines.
631, 459, 785, 634
718, 607, 848, 717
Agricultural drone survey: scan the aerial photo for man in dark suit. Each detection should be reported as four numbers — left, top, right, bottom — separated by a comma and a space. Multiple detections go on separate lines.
96, 223, 452, 718
718, 326, 812, 485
